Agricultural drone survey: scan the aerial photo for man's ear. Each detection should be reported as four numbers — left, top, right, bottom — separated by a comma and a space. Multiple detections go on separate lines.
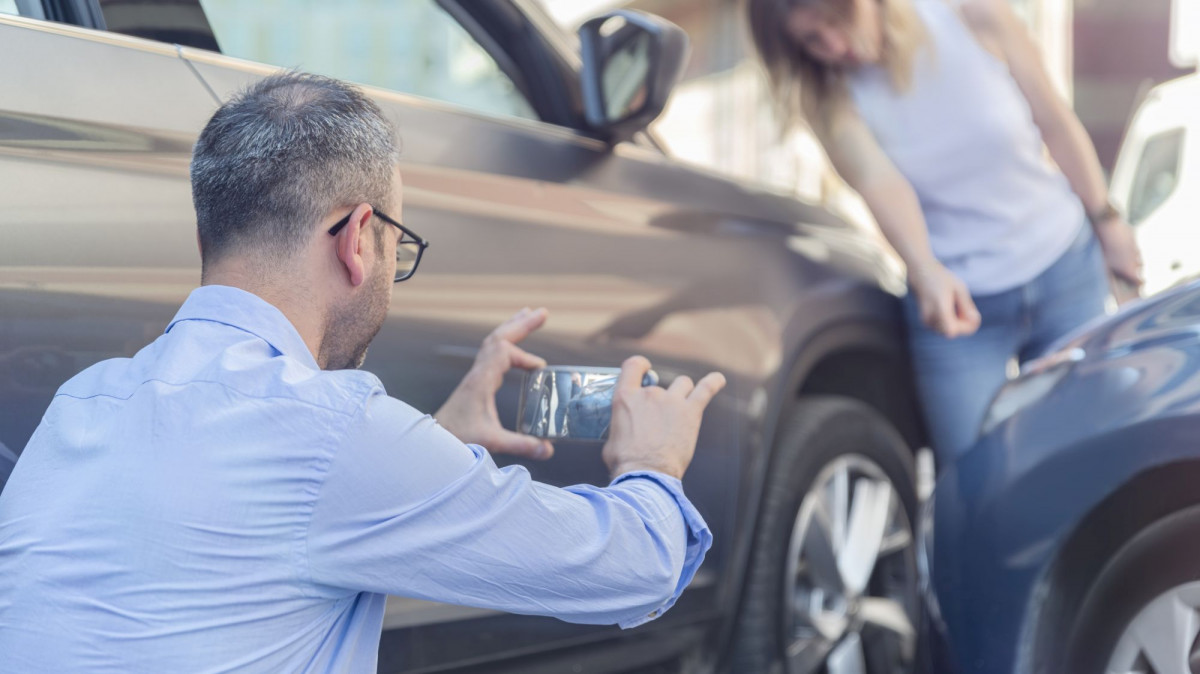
333, 203, 374, 287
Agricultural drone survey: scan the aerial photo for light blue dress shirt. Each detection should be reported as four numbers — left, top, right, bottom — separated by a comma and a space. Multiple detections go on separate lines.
0, 285, 712, 673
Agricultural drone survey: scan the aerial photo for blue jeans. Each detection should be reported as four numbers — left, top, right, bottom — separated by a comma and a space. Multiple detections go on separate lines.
904, 224, 1109, 467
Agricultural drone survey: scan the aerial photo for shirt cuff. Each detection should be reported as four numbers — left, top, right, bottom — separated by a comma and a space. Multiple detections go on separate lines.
609, 471, 713, 628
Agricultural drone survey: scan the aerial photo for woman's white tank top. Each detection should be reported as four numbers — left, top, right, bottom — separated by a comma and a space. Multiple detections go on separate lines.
847, 0, 1085, 294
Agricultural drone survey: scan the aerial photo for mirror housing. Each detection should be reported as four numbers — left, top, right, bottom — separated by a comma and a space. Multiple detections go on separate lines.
578, 10, 690, 145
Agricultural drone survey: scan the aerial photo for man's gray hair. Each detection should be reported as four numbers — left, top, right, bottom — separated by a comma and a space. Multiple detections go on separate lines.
190, 71, 398, 269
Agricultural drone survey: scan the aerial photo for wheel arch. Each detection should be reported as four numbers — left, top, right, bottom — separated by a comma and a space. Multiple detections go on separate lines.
796, 341, 926, 452
779, 315, 927, 453
1026, 458, 1200, 673
714, 317, 926, 666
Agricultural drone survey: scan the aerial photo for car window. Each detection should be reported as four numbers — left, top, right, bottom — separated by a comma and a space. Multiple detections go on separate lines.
98, 0, 218, 49
1, 0, 44, 18
195, 0, 537, 122
1127, 128, 1186, 225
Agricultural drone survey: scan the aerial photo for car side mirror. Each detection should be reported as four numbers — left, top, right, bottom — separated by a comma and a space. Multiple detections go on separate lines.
578, 10, 690, 145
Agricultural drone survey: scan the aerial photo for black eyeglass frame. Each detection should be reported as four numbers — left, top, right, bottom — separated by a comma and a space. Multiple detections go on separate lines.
328, 208, 430, 283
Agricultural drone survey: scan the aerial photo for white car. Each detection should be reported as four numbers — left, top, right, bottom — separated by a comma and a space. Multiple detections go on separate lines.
1110, 72, 1199, 295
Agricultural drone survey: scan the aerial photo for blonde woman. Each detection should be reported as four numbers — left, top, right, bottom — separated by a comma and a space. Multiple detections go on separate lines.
748, 0, 1144, 464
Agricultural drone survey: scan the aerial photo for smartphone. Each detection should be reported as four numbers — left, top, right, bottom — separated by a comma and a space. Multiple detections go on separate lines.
516, 366, 658, 441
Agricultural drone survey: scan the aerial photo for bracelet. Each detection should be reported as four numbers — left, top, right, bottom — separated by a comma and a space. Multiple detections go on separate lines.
1087, 201, 1121, 226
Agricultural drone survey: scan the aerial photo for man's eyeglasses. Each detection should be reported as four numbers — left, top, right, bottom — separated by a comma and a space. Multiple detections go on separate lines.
328, 208, 429, 283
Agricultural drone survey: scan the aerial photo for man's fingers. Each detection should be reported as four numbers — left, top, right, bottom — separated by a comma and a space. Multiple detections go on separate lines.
687, 372, 726, 410
507, 343, 547, 371
617, 356, 653, 394
489, 430, 554, 460
667, 375, 695, 397
493, 307, 549, 344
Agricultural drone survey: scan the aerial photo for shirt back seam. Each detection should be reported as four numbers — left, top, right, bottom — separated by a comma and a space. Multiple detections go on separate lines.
54, 379, 361, 418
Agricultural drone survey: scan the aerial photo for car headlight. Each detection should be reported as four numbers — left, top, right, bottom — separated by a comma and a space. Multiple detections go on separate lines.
980, 347, 1084, 436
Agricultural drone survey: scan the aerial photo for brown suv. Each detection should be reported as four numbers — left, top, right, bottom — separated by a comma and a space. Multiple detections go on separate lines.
0, 1, 925, 672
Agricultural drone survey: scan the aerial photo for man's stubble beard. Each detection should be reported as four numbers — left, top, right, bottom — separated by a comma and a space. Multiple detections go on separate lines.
320, 262, 392, 371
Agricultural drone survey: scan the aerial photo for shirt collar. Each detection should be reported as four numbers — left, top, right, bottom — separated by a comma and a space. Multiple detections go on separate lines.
166, 285, 320, 370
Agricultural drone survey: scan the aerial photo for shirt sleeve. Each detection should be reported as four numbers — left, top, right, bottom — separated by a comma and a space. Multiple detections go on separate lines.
304, 389, 712, 629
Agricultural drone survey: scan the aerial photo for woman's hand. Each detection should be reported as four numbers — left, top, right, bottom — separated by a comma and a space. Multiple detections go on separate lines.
435, 308, 555, 460
1093, 216, 1144, 301
819, 110, 980, 339
909, 263, 982, 339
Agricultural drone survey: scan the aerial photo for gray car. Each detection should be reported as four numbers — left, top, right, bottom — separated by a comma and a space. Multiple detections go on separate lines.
0, 1, 926, 672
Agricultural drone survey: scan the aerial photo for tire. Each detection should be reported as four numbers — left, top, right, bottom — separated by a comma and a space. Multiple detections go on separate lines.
730, 396, 920, 674
1063, 505, 1200, 674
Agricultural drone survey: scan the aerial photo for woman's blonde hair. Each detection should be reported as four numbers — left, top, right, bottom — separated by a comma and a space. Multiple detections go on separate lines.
746, 0, 929, 138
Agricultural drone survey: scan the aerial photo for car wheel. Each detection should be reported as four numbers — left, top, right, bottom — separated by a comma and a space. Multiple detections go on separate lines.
730, 396, 920, 674
1064, 505, 1200, 674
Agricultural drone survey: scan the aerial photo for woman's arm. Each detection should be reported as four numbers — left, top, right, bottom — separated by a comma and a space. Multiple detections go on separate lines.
960, 0, 1143, 288
823, 112, 981, 337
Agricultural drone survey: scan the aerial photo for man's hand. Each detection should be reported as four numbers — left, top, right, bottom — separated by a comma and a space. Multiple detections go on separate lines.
435, 308, 555, 459
909, 262, 982, 339
602, 356, 726, 481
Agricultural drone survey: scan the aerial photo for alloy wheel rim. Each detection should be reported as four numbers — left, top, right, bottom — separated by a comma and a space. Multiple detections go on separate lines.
1106, 581, 1200, 674
782, 455, 917, 674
